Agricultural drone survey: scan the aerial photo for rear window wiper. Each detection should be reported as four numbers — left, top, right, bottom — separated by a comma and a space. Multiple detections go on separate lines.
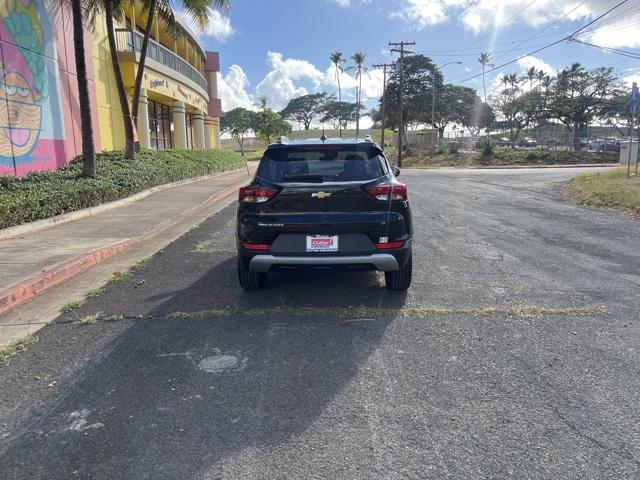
281, 174, 324, 183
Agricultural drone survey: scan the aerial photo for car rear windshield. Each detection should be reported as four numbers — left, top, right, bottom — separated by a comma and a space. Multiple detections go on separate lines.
257, 145, 387, 183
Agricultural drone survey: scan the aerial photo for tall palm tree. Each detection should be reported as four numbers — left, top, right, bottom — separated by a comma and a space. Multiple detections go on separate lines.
478, 52, 492, 103
130, 0, 231, 149
524, 66, 537, 91
103, 0, 136, 159
71, 0, 96, 177
258, 95, 268, 111
330, 51, 345, 137
536, 69, 546, 90
349, 52, 368, 138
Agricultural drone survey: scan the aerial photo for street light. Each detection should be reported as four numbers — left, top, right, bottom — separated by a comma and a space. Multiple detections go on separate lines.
431, 61, 462, 140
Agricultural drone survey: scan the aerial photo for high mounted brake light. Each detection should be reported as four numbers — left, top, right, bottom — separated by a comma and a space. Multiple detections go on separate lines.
239, 186, 278, 204
365, 183, 408, 202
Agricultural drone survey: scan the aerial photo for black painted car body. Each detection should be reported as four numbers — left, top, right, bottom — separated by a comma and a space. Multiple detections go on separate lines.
236, 138, 413, 290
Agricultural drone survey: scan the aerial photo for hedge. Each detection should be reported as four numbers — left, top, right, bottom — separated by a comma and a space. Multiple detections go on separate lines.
0, 149, 243, 229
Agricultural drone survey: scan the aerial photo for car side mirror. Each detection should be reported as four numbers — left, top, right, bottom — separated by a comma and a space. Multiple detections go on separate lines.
392, 166, 401, 177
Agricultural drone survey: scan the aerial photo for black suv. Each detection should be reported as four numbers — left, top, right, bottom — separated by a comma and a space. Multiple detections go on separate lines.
236, 137, 413, 291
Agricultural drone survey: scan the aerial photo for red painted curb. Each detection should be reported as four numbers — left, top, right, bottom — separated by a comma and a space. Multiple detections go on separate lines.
0, 178, 250, 317
205, 179, 247, 204
0, 239, 136, 316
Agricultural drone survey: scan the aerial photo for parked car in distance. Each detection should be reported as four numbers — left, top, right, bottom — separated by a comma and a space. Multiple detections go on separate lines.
236, 137, 413, 291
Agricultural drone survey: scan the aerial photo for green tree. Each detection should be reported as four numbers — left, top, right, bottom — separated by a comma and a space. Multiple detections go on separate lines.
220, 107, 256, 157
380, 54, 442, 132
432, 84, 478, 139
320, 101, 359, 130
280, 93, 333, 130
330, 52, 345, 136
71, 0, 96, 177
547, 63, 623, 150
253, 109, 291, 146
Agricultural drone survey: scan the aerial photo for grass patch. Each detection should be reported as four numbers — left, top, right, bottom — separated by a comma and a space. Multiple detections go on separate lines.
0, 335, 38, 365
108, 271, 129, 284
157, 304, 605, 320
128, 257, 151, 271
105, 314, 124, 322
0, 149, 243, 229
566, 168, 640, 215
61, 299, 86, 313
396, 149, 617, 168
78, 313, 101, 325
86, 287, 104, 298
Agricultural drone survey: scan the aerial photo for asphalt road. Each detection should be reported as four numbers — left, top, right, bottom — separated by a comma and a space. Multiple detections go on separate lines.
1, 167, 640, 479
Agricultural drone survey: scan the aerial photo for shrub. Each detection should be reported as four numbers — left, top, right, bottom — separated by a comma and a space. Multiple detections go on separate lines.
0, 149, 243, 229
479, 137, 495, 156
448, 144, 459, 154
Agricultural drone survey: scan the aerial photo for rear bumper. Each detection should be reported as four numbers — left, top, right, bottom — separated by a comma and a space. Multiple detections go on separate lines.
248, 253, 400, 273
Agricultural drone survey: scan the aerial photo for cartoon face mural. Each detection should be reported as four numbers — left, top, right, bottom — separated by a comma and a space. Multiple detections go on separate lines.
0, 0, 65, 176
0, 71, 42, 157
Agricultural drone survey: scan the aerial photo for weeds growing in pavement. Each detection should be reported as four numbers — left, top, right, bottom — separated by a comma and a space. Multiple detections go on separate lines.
0, 336, 38, 365
61, 299, 86, 313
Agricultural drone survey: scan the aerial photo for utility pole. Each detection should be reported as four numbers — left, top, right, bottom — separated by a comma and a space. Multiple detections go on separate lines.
372, 63, 394, 150
390, 41, 415, 168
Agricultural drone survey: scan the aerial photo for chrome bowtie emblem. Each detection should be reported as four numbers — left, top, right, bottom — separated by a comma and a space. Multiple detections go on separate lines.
311, 191, 331, 199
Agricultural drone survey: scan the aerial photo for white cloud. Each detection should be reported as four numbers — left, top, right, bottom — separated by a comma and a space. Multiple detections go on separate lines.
201, 9, 235, 42
323, 63, 385, 101
516, 55, 555, 76
329, 0, 351, 6
218, 65, 255, 111
176, 8, 235, 42
255, 52, 326, 110
393, 0, 640, 48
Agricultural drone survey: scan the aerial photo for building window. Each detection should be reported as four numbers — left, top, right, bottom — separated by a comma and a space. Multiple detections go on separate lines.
185, 112, 194, 150
148, 100, 173, 150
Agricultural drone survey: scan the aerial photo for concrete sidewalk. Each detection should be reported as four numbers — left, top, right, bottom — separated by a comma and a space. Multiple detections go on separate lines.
0, 167, 252, 320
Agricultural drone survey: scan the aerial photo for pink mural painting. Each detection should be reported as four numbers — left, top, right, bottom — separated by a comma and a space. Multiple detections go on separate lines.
0, 0, 67, 176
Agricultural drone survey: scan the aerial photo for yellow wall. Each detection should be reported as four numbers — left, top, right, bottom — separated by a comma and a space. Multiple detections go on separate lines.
91, 11, 217, 152
92, 15, 126, 151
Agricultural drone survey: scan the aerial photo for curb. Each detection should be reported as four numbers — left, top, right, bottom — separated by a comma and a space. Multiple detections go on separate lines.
0, 167, 244, 241
0, 239, 134, 316
403, 163, 618, 171
0, 178, 246, 317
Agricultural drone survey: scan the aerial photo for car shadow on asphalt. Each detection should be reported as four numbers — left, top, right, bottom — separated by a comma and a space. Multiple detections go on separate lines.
0, 256, 409, 479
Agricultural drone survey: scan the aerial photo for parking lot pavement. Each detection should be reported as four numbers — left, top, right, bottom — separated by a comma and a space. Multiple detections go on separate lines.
1, 167, 639, 479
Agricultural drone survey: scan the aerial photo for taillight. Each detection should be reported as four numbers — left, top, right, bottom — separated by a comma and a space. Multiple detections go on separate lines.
365, 183, 408, 201
375, 241, 404, 250
239, 186, 278, 204
242, 243, 270, 251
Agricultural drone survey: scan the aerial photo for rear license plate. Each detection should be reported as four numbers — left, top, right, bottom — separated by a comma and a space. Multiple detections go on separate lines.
306, 235, 338, 252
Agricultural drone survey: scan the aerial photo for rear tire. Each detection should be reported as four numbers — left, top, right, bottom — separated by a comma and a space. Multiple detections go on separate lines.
385, 254, 412, 291
238, 257, 267, 290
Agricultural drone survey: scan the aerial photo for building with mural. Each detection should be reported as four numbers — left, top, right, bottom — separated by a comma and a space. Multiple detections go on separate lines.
0, 0, 222, 177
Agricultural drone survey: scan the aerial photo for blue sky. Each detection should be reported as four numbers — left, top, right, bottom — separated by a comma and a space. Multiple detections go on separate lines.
184, 0, 640, 126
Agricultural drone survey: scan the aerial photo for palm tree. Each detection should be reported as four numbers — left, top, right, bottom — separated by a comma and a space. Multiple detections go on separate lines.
524, 66, 537, 91
102, 0, 136, 159
258, 95, 268, 111
478, 52, 492, 103
71, 0, 96, 177
536, 69, 545, 90
330, 51, 345, 137
349, 52, 368, 138
130, 0, 231, 150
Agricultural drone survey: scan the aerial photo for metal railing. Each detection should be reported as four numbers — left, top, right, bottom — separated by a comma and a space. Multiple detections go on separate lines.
115, 29, 208, 92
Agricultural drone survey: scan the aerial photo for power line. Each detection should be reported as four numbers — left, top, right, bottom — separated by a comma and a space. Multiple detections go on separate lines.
568, 38, 640, 60
456, 0, 631, 84
438, 0, 542, 65
449, 0, 591, 83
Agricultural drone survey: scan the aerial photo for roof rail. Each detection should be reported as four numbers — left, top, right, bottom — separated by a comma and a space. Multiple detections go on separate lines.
275, 136, 288, 144
363, 135, 373, 142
